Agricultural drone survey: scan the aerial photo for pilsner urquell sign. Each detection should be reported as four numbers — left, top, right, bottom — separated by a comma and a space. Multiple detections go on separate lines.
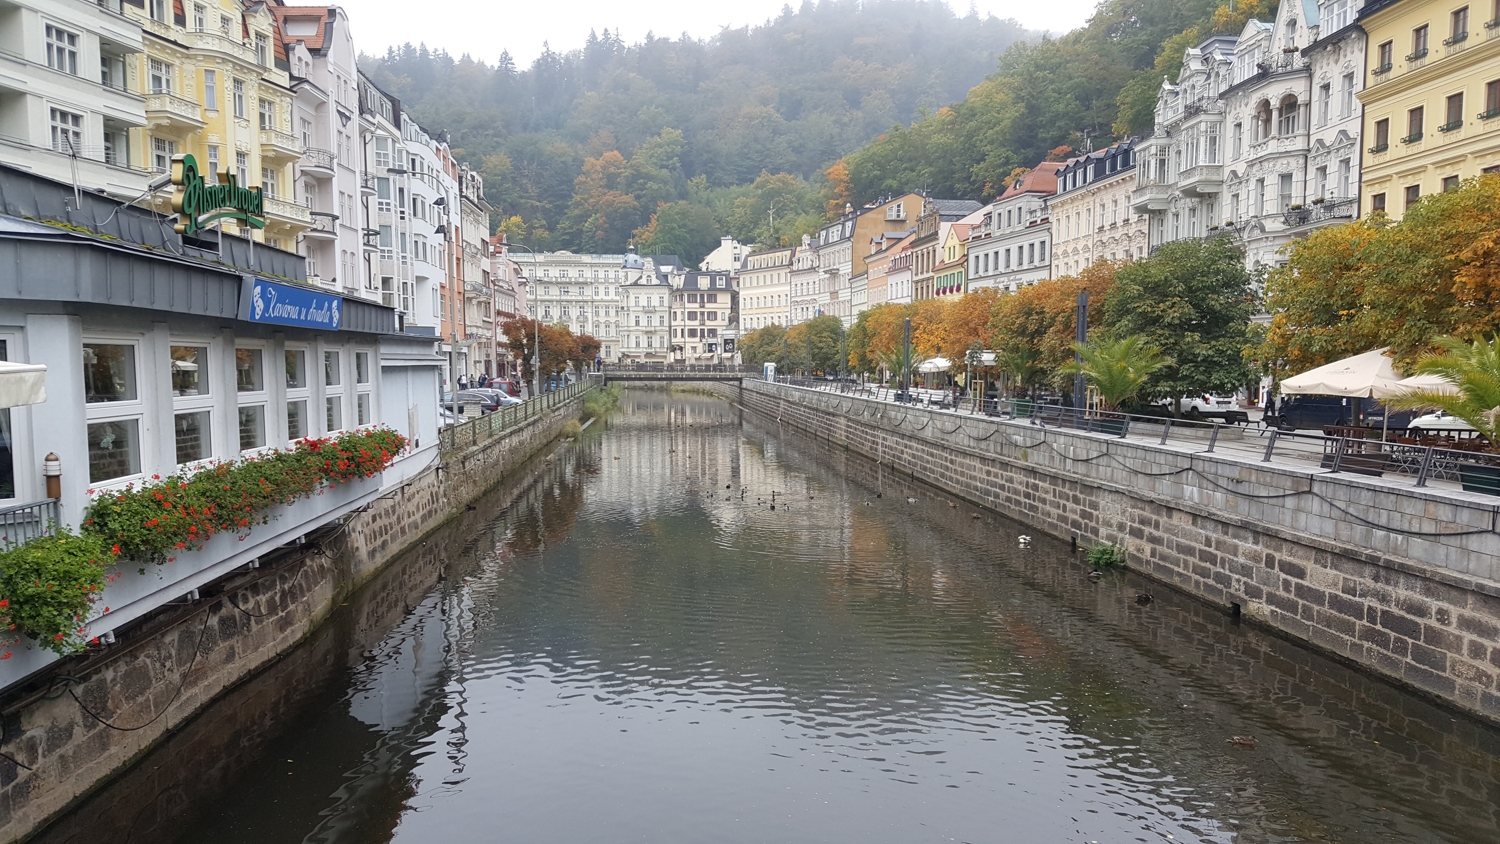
170, 153, 265, 234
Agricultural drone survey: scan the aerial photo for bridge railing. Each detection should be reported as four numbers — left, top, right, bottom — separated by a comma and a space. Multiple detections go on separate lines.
601, 363, 757, 375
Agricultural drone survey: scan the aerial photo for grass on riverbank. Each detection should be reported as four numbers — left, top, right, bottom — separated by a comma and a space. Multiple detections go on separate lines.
582, 383, 624, 420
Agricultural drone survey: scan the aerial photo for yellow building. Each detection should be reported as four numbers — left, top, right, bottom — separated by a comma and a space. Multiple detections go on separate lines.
1357, 0, 1500, 220
124, 0, 309, 247
933, 223, 970, 300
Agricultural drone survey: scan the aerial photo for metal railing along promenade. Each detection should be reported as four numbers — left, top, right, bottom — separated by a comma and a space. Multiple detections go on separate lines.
769, 378, 1500, 497
0, 498, 59, 550
439, 377, 597, 453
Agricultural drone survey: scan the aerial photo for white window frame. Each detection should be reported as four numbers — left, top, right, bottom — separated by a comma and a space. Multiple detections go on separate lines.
284, 344, 311, 444
0, 333, 29, 502
149, 59, 172, 95
235, 343, 273, 455
203, 69, 218, 112
45, 24, 79, 76
83, 336, 148, 490
354, 349, 375, 428
49, 107, 82, 155
323, 348, 345, 434
169, 339, 215, 469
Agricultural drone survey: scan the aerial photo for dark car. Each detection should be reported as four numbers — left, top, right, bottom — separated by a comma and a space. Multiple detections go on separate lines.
1269, 395, 1415, 430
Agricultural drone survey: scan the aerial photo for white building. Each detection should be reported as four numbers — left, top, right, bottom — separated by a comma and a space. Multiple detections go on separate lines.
673, 272, 734, 361
1049, 140, 1149, 276
357, 71, 409, 311
526, 251, 627, 358
789, 235, 820, 324
967, 162, 1060, 293
1132, 36, 1237, 252
0, 0, 150, 198
814, 214, 855, 326
739, 245, 792, 331
274, 3, 363, 298
1301, 0, 1364, 223
699, 236, 751, 273
618, 251, 672, 361
402, 118, 456, 333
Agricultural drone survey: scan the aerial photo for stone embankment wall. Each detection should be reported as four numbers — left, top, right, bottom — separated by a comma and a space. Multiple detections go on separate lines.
728, 380, 1500, 723
0, 392, 589, 843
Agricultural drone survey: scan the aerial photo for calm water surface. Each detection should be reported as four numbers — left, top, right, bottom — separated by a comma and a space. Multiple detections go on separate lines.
44, 392, 1500, 843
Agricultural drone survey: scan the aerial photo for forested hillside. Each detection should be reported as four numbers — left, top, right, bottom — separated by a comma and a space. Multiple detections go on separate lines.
365, 0, 1277, 264
364, 0, 1030, 259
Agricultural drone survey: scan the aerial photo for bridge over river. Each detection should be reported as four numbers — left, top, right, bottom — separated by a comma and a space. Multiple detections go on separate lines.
600, 363, 757, 384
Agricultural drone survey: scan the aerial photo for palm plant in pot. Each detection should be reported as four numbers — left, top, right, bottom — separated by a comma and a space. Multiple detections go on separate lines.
995, 345, 1044, 416
1386, 335, 1500, 494
878, 345, 928, 402
1060, 335, 1171, 435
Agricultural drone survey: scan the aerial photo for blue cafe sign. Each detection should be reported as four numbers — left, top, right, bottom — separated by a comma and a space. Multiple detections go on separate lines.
239, 278, 342, 330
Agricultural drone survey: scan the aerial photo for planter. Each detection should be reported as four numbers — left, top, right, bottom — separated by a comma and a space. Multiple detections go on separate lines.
1459, 463, 1500, 495
1012, 399, 1036, 418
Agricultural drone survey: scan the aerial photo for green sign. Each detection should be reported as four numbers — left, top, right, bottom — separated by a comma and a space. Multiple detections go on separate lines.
170, 153, 265, 234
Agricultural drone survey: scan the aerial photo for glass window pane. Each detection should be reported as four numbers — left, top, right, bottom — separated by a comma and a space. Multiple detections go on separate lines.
238, 405, 266, 451
236, 348, 264, 392
287, 399, 307, 440
174, 410, 210, 464
0, 341, 10, 498
356, 392, 371, 426
325, 396, 343, 431
355, 351, 370, 384
87, 419, 140, 482
83, 343, 137, 403
285, 349, 306, 389
170, 345, 208, 396
324, 350, 341, 386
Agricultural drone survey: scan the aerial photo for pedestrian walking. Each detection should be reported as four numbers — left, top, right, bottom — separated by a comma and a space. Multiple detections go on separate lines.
458, 374, 468, 391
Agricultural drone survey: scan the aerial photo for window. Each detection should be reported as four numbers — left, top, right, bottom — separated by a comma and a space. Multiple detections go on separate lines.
1371, 192, 1387, 213
236, 151, 248, 186
355, 350, 372, 426
83, 343, 143, 483
1338, 158, 1351, 198
152, 137, 175, 174
49, 108, 82, 155
324, 350, 343, 432
149, 0, 167, 22
1315, 165, 1328, 200
0, 341, 14, 497
1405, 184, 1421, 208
193, 3, 206, 30
1377, 40, 1394, 71
170, 345, 212, 465
1341, 73, 1356, 118
1372, 117, 1390, 150
1232, 122, 1243, 158
1488, 80, 1500, 118
234, 348, 267, 451
1443, 93, 1464, 130
1451, 7, 1470, 42
1279, 173, 1294, 212
1405, 106, 1425, 141
1278, 95, 1299, 135
233, 79, 246, 119
1411, 24, 1429, 59
204, 69, 218, 111
255, 33, 270, 66
259, 98, 274, 130
1441, 174, 1460, 192
206, 145, 220, 183
374, 137, 392, 169
45, 25, 78, 75
1319, 83, 1331, 125
149, 59, 172, 94
1255, 177, 1266, 216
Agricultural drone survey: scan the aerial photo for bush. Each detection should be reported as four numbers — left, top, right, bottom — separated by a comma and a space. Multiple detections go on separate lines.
85, 427, 407, 565
582, 383, 623, 420
560, 419, 583, 438
1086, 543, 1126, 569
0, 530, 112, 655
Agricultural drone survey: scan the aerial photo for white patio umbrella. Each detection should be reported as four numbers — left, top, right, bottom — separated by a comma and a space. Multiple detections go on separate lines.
1279, 348, 1406, 438
917, 356, 950, 374
0, 361, 46, 409
1392, 372, 1459, 396
1279, 348, 1405, 398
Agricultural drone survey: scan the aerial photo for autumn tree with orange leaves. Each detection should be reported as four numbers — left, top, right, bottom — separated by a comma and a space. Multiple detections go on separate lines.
1256, 174, 1500, 377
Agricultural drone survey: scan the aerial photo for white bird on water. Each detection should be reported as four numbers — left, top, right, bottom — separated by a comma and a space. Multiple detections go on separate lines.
906, 497, 918, 504
1018, 535, 1032, 548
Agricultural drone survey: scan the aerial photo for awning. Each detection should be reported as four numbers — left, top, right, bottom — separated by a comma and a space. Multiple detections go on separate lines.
1279, 349, 1405, 398
0, 361, 46, 408
918, 356, 951, 373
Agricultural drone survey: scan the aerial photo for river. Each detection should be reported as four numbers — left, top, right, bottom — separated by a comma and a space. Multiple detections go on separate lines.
36, 391, 1500, 843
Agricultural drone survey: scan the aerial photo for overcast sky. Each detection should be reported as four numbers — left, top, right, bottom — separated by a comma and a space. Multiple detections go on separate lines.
334, 0, 1102, 65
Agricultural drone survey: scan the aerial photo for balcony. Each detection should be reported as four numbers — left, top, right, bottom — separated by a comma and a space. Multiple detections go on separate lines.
259, 128, 302, 164
1443, 31, 1469, 54
1311, 198, 1358, 221
300, 147, 335, 179
1130, 183, 1173, 213
1401, 131, 1424, 144
145, 92, 205, 135
1178, 164, 1223, 196
186, 30, 257, 65
1368, 141, 1390, 153
360, 174, 377, 196
1489, 17, 1500, 39
1438, 119, 1463, 133
263, 196, 312, 228
1482, 107, 1500, 121
303, 211, 338, 241
1281, 207, 1312, 227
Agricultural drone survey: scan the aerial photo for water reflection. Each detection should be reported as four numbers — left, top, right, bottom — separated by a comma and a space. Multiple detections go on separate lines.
38, 390, 1500, 844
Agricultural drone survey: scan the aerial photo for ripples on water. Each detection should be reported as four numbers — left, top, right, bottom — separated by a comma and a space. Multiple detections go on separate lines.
45, 391, 1500, 844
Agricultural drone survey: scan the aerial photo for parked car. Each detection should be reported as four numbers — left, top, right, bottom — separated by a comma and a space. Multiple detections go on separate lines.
1156, 395, 1236, 414
469, 388, 522, 408
494, 379, 523, 397
1409, 410, 1476, 432
1267, 395, 1416, 430
441, 390, 501, 414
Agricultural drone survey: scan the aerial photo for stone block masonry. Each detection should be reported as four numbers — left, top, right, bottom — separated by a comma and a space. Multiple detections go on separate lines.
0, 390, 591, 843
731, 380, 1500, 724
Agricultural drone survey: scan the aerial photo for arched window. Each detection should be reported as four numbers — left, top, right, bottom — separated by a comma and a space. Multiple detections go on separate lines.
1277, 95, 1300, 135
